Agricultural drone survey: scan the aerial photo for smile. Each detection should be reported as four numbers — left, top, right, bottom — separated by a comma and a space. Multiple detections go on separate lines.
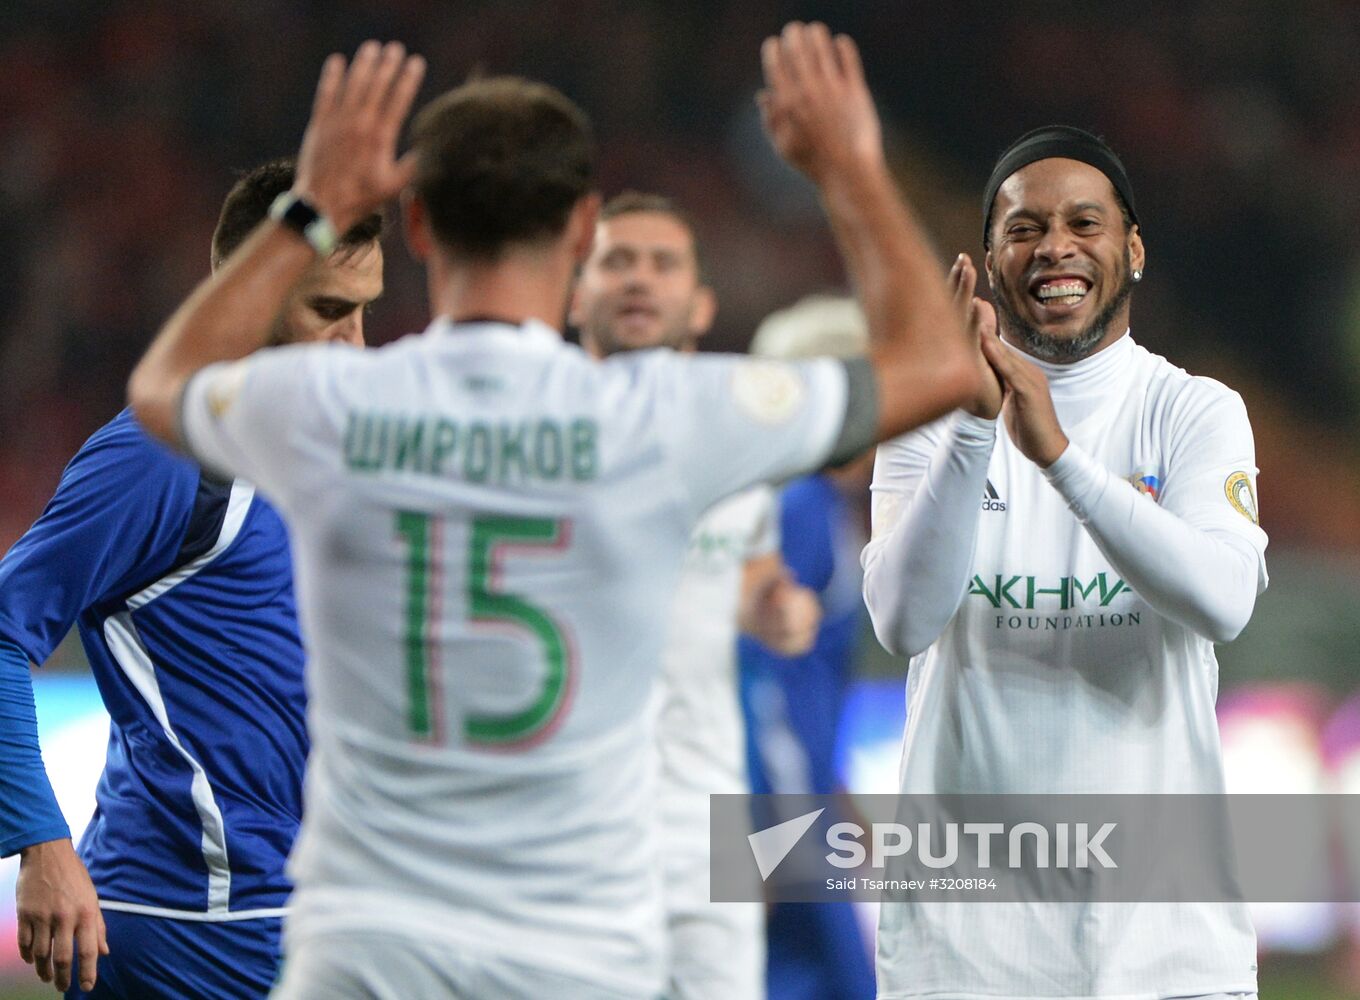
1030, 277, 1091, 308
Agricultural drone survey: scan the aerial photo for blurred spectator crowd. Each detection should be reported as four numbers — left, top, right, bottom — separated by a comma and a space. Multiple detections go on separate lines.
4, 0, 1360, 551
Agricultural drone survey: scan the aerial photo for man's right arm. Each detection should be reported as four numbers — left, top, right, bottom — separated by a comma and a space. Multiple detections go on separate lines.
759, 23, 981, 441
2, 636, 103, 992
861, 415, 995, 656
0, 417, 198, 990
860, 255, 1004, 656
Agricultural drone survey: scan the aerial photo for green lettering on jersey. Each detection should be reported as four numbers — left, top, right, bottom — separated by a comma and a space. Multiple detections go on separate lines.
499, 421, 529, 481
395, 510, 441, 741
344, 413, 383, 471
392, 417, 426, 473
1027, 577, 1070, 610
344, 412, 598, 484
570, 419, 597, 481
534, 421, 563, 479
466, 516, 573, 746
430, 419, 459, 475
464, 422, 492, 483
1096, 573, 1129, 606
393, 512, 576, 747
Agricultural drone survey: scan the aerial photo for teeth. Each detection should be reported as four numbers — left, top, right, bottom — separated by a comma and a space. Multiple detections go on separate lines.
1036, 281, 1089, 301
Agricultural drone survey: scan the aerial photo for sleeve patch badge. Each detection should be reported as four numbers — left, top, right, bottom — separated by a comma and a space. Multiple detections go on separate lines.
1126, 470, 1162, 502
731, 361, 807, 426
1224, 471, 1259, 524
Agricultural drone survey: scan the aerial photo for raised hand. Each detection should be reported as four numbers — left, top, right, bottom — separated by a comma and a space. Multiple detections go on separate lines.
16, 838, 107, 993
979, 329, 1070, 468
949, 253, 1004, 419
294, 40, 427, 233
758, 22, 884, 182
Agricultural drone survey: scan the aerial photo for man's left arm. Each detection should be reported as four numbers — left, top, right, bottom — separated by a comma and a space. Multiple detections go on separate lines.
1041, 386, 1265, 642
982, 335, 1266, 643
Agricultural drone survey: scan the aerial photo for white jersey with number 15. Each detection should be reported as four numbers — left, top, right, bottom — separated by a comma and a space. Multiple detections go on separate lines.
180, 318, 848, 996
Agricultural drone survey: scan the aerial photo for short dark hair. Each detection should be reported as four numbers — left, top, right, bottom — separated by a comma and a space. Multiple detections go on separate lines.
599, 191, 706, 280
410, 77, 595, 261
210, 158, 384, 269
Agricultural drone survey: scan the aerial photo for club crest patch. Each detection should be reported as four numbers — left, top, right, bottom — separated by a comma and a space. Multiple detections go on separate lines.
1126, 470, 1161, 502
731, 361, 806, 425
1224, 471, 1259, 524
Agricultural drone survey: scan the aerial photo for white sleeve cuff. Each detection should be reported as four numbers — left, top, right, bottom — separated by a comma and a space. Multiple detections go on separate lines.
953, 411, 999, 446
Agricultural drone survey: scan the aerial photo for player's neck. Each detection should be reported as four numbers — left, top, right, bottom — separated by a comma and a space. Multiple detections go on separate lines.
427, 245, 572, 334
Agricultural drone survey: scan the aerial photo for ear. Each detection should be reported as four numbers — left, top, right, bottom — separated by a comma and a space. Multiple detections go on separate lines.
688, 284, 717, 339
567, 192, 602, 266
983, 249, 997, 291
402, 190, 432, 262
567, 274, 586, 329
1128, 225, 1145, 274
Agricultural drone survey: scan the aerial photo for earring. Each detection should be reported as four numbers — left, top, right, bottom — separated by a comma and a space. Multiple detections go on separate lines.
1132, 269, 1143, 282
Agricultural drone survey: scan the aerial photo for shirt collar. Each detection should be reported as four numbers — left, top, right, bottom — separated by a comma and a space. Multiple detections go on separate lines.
426, 315, 563, 351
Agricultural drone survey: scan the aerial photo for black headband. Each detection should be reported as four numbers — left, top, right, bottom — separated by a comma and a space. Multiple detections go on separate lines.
982, 125, 1138, 247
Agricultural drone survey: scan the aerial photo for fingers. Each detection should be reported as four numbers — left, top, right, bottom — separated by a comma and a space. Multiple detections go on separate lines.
970, 297, 997, 340
950, 253, 977, 311
381, 52, 426, 123
834, 33, 864, 85
978, 326, 1013, 373
324, 41, 423, 125
49, 913, 75, 991
779, 22, 837, 91
340, 39, 384, 108
375, 53, 427, 154
28, 916, 51, 982
801, 22, 836, 82
312, 53, 345, 117
367, 41, 408, 109
778, 23, 810, 87
17, 914, 34, 964
979, 327, 1042, 397
760, 36, 787, 94
75, 910, 102, 992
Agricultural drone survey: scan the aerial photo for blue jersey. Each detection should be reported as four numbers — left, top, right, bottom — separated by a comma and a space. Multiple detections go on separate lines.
739, 474, 876, 1000
741, 474, 863, 796
0, 409, 306, 919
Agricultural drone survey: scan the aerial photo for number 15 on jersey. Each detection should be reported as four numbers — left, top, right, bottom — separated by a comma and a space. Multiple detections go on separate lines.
395, 512, 576, 748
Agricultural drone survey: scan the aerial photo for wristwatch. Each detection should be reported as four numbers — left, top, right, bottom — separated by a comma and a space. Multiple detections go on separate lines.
268, 191, 338, 257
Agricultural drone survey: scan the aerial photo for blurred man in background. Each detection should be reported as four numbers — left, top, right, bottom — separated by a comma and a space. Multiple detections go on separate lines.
125, 26, 981, 999
863, 126, 1267, 998
571, 191, 822, 1000
0, 158, 382, 998
741, 294, 876, 1000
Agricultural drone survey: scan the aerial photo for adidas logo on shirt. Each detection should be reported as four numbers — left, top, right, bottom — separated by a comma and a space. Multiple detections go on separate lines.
981, 479, 1006, 512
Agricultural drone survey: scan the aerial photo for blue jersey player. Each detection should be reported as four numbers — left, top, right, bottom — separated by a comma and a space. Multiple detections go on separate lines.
0, 160, 384, 998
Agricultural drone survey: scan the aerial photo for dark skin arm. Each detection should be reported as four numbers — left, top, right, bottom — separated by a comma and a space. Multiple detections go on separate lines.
759, 23, 980, 440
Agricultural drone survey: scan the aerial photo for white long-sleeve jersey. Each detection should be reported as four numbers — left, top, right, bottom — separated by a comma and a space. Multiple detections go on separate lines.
863, 332, 1267, 1000
180, 319, 849, 997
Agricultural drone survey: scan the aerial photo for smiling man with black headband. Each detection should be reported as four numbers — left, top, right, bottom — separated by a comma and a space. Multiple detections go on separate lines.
862, 127, 1269, 999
